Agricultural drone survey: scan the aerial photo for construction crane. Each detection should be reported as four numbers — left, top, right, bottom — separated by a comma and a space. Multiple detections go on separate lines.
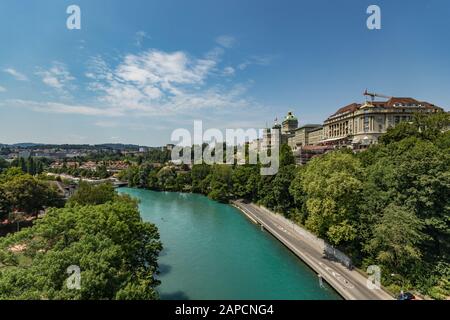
363, 89, 392, 102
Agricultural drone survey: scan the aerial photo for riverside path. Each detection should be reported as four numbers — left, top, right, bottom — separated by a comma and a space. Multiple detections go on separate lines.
232, 200, 394, 300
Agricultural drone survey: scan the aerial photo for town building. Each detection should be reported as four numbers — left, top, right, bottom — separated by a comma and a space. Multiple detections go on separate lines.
322, 97, 443, 148
256, 94, 444, 164
282, 111, 298, 134
287, 124, 322, 151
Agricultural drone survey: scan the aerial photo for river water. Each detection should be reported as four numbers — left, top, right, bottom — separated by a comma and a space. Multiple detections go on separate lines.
118, 188, 341, 300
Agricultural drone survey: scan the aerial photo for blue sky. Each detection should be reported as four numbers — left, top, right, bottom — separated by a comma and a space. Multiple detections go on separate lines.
0, 0, 449, 146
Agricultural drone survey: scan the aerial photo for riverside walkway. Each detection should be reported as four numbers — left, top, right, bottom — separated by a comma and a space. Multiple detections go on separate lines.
232, 200, 393, 300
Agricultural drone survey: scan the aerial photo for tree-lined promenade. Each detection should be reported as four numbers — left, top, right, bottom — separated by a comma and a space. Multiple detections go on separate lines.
118, 113, 450, 299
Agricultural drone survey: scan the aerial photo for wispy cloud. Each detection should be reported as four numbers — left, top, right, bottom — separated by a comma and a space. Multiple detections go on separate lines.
86, 47, 250, 115
134, 31, 151, 47
7, 99, 123, 117
238, 55, 274, 70
223, 66, 235, 76
215, 35, 236, 48
5, 43, 272, 122
3, 68, 28, 81
78, 39, 86, 50
35, 62, 75, 96
0, 85, 6, 92
94, 120, 120, 128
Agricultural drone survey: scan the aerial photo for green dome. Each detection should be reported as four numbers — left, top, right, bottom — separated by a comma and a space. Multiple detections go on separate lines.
284, 111, 297, 121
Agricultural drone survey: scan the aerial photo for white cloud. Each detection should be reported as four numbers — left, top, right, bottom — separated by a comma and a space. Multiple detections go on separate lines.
135, 31, 150, 47
3, 68, 28, 81
7, 99, 123, 117
0, 85, 6, 92
78, 39, 86, 50
223, 66, 235, 76
35, 62, 75, 95
6, 46, 270, 122
238, 55, 273, 70
216, 35, 236, 48
94, 120, 120, 128
85, 48, 250, 115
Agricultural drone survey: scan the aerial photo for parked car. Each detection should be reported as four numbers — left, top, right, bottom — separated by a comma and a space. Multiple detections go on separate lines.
397, 291, 415, 300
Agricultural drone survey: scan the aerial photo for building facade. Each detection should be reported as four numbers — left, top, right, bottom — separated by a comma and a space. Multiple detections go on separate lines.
322, 97, 443, 147
282, 111, 298, 134
287, 124, 322, 150
255, 95, 444, 164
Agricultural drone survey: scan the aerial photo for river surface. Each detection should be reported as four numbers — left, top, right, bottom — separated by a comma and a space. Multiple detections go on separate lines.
118, 188, 341, 300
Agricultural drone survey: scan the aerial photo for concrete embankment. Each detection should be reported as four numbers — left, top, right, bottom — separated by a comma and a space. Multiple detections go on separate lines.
231, 200, 394, 300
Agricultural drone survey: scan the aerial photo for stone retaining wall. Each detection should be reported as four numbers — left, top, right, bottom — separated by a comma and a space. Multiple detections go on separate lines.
258, 205, 353, 268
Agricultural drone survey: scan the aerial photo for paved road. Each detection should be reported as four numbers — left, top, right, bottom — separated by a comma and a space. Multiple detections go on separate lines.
232, 200, 394, 300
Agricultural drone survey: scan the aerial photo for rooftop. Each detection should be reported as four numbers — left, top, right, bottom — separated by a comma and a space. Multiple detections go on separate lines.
327, 97, 443, 120
283, 111, 298, 121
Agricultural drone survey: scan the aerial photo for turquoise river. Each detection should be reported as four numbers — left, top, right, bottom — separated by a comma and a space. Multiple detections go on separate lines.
119, 188, 341, 300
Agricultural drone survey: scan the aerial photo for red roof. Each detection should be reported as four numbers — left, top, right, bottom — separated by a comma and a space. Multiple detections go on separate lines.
328, 97, 442, 119
331, 103, 361, 116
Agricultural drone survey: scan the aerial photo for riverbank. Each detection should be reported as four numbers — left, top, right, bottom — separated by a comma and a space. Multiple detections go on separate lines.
231, 200, 394, 300
118, 187, 342, 300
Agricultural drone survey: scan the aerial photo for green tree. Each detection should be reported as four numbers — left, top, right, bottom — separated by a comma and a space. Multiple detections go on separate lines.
208, 165, 232, 203
0, 195, 162, 300
300, 151, 362, 246
279, 143, 295, 167
18, 157, 27, 173
67, 182, 116, 206
0, 185, 12, 221
259, 165, 296, 215
0, 158, 9, 173
191, 164, 211, 194
366, 204, 425, 272
2, 174, 63, 216
26, 157, 35, 175
379, 112, 450, 145
289, 166, 309, 224
96, 164, 109, 179
175, 172, 191, 192
232, 165, 260, 200
156, 167, 177, 191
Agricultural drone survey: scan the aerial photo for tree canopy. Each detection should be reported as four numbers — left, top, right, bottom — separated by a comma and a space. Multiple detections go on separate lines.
0, 192, 162, 300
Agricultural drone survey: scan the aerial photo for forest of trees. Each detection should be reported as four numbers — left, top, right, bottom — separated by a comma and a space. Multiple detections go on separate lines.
0, 182, 162, 299
0, 168, 64, 222
9, 157, 51, 176
118, 113, 450, 299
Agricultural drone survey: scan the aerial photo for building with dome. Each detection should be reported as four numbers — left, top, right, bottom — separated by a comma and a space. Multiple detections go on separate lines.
251, 95, 444, 164
282, 111, 299, 134
322, 97, 443, 148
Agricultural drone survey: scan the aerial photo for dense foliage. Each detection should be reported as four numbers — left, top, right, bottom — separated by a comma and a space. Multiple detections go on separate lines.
118, 112, 449, 298
0, 184, 162, 300
49, 162, 112, 179
9, 157, 51, 176
0, 168, 64, 221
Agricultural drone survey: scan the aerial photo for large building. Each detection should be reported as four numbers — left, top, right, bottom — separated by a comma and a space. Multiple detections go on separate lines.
257, 94, 444, 164
322, 97, 443, 148
287, 124, 322, 151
